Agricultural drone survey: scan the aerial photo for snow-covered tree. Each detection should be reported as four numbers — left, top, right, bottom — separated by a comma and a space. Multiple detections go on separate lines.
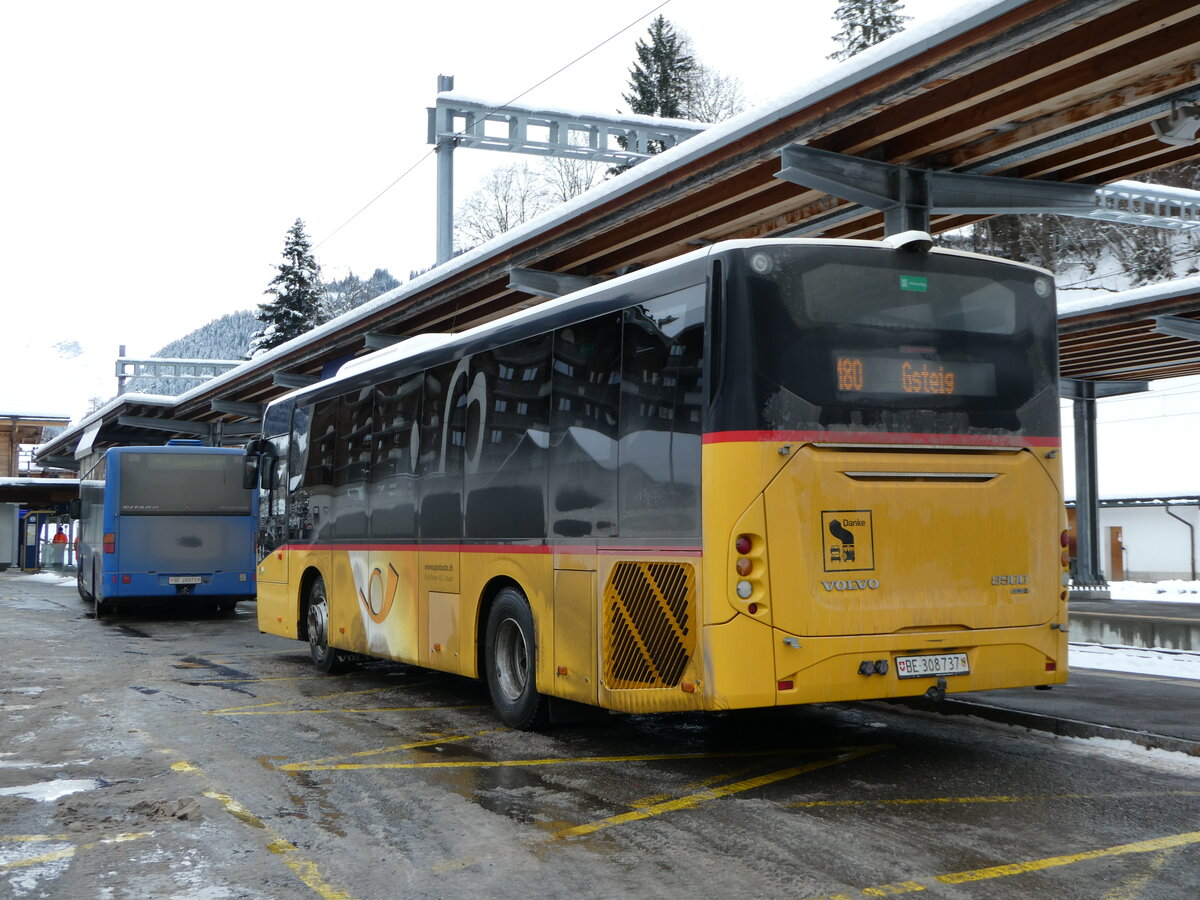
250, 218, 323, 357
624, 16, 695, 120
322, 268, 401, 320
829, 0, 910, 61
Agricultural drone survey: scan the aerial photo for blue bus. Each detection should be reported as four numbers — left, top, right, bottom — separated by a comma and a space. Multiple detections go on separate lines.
74, 441, 258, 617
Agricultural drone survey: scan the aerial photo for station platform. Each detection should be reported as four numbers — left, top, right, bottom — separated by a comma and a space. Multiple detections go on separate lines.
892, 597, 1200, 757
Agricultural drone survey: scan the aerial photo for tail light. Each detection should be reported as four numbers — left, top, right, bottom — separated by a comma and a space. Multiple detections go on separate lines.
103, 533, 116, 554
733, 532, 767, 616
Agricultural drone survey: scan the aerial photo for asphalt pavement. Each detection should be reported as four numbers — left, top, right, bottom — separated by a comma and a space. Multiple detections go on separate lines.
10, 570, 1199, 756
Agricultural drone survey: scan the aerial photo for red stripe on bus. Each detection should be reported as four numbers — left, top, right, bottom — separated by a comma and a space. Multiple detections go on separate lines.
279, 543, 552, 554
273, 543, 701, 556
702, 430, 1061, 448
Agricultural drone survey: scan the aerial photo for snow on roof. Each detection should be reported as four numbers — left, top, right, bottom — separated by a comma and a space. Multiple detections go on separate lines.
0, 476, 80, 485
1058, 273, 1200, 319
0, 411, 71, 422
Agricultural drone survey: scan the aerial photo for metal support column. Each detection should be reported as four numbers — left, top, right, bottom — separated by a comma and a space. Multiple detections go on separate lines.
1071, 385, 1104, 589
433, 74, 456, 265
1060, 378, 1148, 594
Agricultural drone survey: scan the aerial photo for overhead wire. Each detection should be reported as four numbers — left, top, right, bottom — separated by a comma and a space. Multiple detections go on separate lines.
314, 0, 672, 252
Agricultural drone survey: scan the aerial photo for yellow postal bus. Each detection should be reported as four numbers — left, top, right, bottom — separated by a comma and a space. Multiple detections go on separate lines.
244, 235, 1068, 728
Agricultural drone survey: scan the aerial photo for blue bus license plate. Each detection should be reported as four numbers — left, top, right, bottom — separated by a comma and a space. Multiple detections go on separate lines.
169, 576, 203, 585
895, 653, 969, 679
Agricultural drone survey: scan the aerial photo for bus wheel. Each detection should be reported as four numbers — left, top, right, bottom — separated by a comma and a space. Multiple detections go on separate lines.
216, 600, 237, 615
306, 577, 348, 674
77, 569, 92, 603
484, 587, 547, 730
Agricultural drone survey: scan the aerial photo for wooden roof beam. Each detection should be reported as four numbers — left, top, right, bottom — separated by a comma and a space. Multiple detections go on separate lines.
831, 0, 1200, 160
877, 29, 1200, 165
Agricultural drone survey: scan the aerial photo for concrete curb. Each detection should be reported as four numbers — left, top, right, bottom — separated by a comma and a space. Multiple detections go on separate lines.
884, 697, 1200, 758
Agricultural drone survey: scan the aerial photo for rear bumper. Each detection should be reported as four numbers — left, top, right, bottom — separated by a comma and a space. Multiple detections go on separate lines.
701, 616, 1069, 709
104, 571, 256, 599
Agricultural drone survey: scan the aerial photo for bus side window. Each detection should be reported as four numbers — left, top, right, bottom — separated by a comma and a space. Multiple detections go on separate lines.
303, 399, 337, 541
619, 288, 705, 539
370, 374, 421, 540
466, 334, 551, 540
288, 405, 311, 542
419, 362, 466, 540
549, 314, 621, 539
333, 386, 372, 539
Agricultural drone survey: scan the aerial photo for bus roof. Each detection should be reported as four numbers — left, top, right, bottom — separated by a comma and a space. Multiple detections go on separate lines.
265, 236, 1049, 414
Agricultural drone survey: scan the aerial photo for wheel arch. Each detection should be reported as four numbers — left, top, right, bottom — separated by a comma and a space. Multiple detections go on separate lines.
296, 565, 326, 641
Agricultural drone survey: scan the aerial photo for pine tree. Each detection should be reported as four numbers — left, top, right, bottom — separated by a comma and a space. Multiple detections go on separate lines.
624, 16, 695, 121
250, 218, 324, 357
829, 0, 910, 61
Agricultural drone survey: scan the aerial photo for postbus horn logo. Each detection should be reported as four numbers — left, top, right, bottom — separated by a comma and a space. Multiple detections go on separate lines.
359, 563, 400, 624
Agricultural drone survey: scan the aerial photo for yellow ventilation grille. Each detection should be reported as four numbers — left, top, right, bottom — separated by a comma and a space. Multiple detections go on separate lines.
603, 562, 695, 689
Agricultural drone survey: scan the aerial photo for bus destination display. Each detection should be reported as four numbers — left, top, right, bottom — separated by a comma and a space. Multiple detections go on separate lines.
835, 352, 997, 397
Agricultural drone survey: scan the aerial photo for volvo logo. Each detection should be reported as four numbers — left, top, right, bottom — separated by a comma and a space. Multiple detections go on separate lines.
820, 579, 880, 592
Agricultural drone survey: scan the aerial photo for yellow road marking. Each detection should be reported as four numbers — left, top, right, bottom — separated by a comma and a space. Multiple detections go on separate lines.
283, 746, 869, 773
1103, 847, 1180, 900
206, 687, 409, 714
165, 759, 358, 900
0, 832, 153, 870
313, 686, 402, 700
268, 839, 358, 900
205, 700, 287, 715
203, 791, 268, 829
184, 675, 331, 684
558, 746, 888, 839
630, 763, 761, 809
0, 835, 74, 843
802, 830, 1200, 898
938, 831, 1200, 885
790, 790, 1200, 809
208, 704, 486, 717
281, 731, 498, 772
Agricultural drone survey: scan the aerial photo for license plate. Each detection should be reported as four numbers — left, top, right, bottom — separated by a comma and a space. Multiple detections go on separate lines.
168, 576, 203, 585
895, 653, 969, 679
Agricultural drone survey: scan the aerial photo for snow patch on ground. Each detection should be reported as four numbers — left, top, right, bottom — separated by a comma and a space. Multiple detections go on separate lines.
1069, 644, 1200, 681
0, 778, 105, 802
1107, 580, 1200, 603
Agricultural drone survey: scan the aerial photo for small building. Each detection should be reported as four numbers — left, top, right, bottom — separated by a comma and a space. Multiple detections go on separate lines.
1069, 497, 1199, 583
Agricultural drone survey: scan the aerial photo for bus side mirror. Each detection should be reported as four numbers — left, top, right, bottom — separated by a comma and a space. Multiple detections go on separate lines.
242, 438, 268, 490
67, 499, 81, 519
242, 454, 261, 490
260, 455, 277, 490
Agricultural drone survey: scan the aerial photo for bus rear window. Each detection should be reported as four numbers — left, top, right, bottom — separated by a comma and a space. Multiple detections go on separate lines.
728, 245, 1059, 437
799, 262, 1018, 335
118, 453, 251, 515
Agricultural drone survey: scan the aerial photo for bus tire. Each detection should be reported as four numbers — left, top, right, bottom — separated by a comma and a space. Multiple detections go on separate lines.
306, 576, 348, 674
77, 568, 92, 603
484, 587, 547, 730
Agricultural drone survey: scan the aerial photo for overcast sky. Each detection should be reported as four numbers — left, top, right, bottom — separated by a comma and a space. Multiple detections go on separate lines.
5, 0, 1199, 500
4, 0, 948, 419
